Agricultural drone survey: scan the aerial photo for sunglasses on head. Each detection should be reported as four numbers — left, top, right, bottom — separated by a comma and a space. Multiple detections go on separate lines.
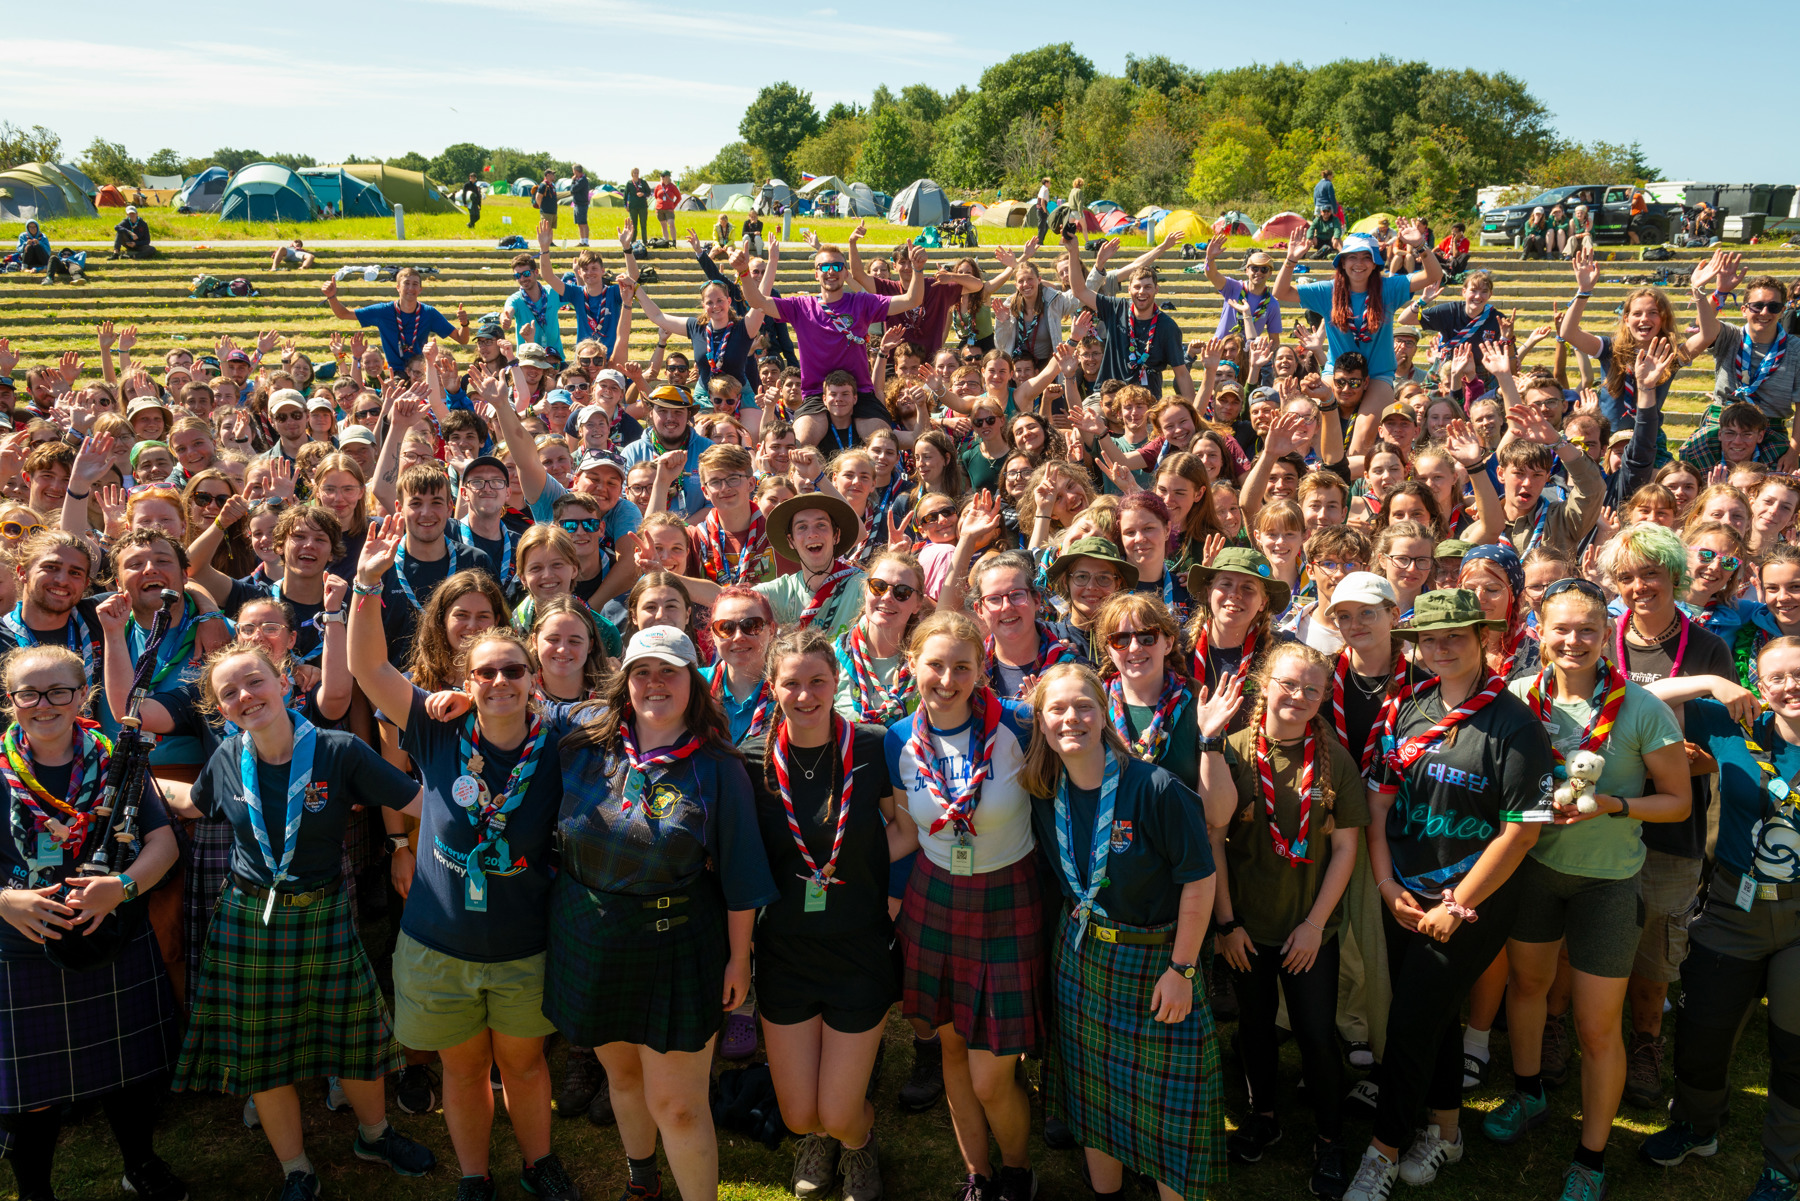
711, 616, 769, 639
1696, 547, 1742, 573
1541, 577, 1608, 603
471, 664, 530, 682
559, 518, 602, 533
1106, 629, 1162, 650
866, 578, 918, 603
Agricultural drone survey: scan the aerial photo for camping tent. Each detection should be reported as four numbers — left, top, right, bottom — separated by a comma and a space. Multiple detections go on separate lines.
1098, 210, 1133, 233
1350, 211, 1397, 235
566, 190, 621, 209
338, 164, 458, 214
1089, 199, 1122, 214
1255, 211, 1309, 242
676, 195, 706, 211
754, 179, 795, 215
975, 199, 1030, 228
1155, 209, 1207, 244
176, 167, 229, 213
888, 178, 949, 226
15, 163, 97, 216
219, 162, 322, 222
0, 169, 70, 221
54, 164, 97, 198
797, 175, 845, 198
512, 178, 535, 196
694, 182, 755, 211
142, 174, 183, 192
95, 185, 128, 208
721, 192, 755, 214
1212, 210, 1256, 236
842, 182, 883, 218
299, 168, 391, 217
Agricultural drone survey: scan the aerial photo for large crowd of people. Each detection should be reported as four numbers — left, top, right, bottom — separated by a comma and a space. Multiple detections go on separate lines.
1, 199, 1800, 1201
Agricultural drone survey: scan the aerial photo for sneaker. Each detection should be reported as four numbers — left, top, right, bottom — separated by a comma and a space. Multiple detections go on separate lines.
1342, 1146, 1397, 1201
791, 1134, 840, 1199
838, 1134, 882, 1201
951, 1175, 989, 1201
1461, 1049, 1489, 1090
353, 1126, 438, 1176
326, 1076, 349, 1112
1638, 1120, 1720, 1167
1347, 1042, 1375, 1070
1310, 1140, 1350, 1200
277, 1172, 320, 1201
521, 1152, 580, 1201
560, 1050, 604, 1117
1748, 1166, 1798, 1200
1482, 1090, 1549, 1144
1541, 1014, 1573, 1088
615, 1183, 661, 1201
243, 1096, 261, 1129
1558, 1162, 1607, 1201
898, 1038, 944, 1113
121, 1156, 189, 1201
1343, 1079, 1379, 1118
396, 1063, 438, 1115
994, 1166, 1036, 1201
1228, 1113, 1283, 1164
722, 1012, 758, 1060
1624, 1034, 1665, 1108
458, 1177, 499, 1201
1042, 1116, 1076, 1151
1397, 1124, 1463, 1186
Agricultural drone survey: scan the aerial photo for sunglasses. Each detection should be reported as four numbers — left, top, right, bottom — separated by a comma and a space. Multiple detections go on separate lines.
354, 408, 381, 420
1745, 301, 1783, 314
816, 262, 846, 274
920, 509, 957, 524
471, 664, 530, 682
1, 520, 43, 539
1696, 548, 1742, 573
1245, 265, 1270, 274
1541, 577, 1608, 603
711, 616, 769, 639
513, 270, 536, 279
192, 492, 232, 509
866, 578, 918, 603
1106, 629, 1162, 650
973, 416, 999, 429
559, 518, 603, 533
579, 356, 603, 367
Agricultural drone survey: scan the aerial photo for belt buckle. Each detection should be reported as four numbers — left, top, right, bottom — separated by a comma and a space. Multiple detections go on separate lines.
654, 896, 672, 909
1092, 926, 1117, 943
291, 892, 313, 908
653, 917, 671, 933
1759, 883, 1782, 902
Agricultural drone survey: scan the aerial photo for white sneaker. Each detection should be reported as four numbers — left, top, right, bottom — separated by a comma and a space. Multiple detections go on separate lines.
1343, 1145, 1398, 1201
1398, 1124, 1463, 1185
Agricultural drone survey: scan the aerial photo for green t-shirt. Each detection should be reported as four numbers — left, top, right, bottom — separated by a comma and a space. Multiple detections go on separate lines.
1505, 677, 1683, 879
1122, 692, 1199, 790
755, 569, 868, 646
1223, 726, 1370, 946
963, 444, 1008, 494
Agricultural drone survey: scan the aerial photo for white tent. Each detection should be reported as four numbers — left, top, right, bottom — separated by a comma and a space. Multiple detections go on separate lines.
143, 174, 184, 190
797, 175, 846, 197
754, 179, 795, 214
844, 182, 883, 218
695, 181, 754, 211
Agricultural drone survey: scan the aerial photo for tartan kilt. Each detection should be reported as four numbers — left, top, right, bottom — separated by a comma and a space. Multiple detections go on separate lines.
544, 873, 727, 1055
898, 852, 1046, 1056
174, 881, 402, 1096
0, 926, 178, 1112
182, 817, 234, 994
1046, 912, 1226, 1200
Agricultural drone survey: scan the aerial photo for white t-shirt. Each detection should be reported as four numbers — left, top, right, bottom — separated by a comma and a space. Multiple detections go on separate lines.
884, 699, 1035, 873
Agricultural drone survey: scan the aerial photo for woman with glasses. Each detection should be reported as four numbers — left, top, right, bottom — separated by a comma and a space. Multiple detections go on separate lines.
1683, 521, 1752, 642
739, 626, 899, 1201
1093, 592, 1198, 783
182, 468, 258, 579
1210, 641, 1365, 1196
1042, 536, 1135, 664
961, 551, 1082, 699
962, 397, 1013, 494
699, 586, 777, 746
0, 646, 188, 1201
0, 504, 44, 555
834, 549, 926, 725
1477, 579, 1688, 1198
1374, 520, 1437, 620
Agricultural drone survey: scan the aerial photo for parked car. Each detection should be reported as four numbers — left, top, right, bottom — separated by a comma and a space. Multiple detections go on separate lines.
1479, 184, 1680, 246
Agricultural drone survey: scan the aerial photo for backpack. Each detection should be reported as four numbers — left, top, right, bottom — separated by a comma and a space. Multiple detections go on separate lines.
189, 274, 223, 298
1642, 245, 1675, 261
497, 235, 528, 250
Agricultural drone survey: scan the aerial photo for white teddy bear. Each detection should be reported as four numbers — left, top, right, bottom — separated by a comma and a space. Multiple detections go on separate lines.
1553, 749, 1607, 815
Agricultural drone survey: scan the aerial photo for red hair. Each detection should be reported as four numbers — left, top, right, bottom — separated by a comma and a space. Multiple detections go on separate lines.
713, 584, 774, 624
1331, 256, 1386, 343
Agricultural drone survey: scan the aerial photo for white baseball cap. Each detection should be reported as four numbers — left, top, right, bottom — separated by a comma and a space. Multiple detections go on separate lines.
338, 426, 377, 447
268, 389, 307, 415
619, 627, 698, 670
1325, 571, 1399, 615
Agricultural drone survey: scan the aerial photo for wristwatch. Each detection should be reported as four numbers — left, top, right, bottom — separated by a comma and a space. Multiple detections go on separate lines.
1169, 961, 1197, 979
386, 835, 412, 855
1612, 797, 1632, 819
117, 872, 138, 902
1197, 734, 1226, 754
320, 610, 348, 626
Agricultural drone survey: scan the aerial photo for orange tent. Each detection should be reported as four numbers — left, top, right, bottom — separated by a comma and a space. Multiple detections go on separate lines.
96, 185, 128, 207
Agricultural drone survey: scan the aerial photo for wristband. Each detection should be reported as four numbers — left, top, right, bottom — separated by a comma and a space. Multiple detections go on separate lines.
386, 835, 411, 855
1612, 797, 1632, 819
195, 610, 224, 624
1440, 889, 1479, 922
352, 580, 383, 597
117, 872, 138, 902
66, 487, 91, 500
1573, 291, 1593, 300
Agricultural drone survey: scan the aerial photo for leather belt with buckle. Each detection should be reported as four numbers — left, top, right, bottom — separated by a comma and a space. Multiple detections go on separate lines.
642, 894, 689, 931
1721, 868, 1799, 903
231, 874, 337, 908
1089, 923, 1174, 946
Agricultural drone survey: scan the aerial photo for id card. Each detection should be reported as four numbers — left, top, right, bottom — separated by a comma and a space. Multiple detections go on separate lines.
950, 837, 974, 877
1737, 873, 1758, 913
804, 879, 828, 913
465, 874, 489, 913
30, 831, 60, 872
623, 769, 645, 812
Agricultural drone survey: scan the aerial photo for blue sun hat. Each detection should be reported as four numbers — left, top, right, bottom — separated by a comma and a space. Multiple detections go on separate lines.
1335, 232, 1386, 267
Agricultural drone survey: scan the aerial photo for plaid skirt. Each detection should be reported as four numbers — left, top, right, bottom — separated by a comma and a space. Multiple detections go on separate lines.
174, 880, 403, 1096
898, 852, 1046, 1056
182, 817, 233, 994
1046, 912, 1226, 1200
544, 873, 728, 1055
0, 927, 178, 1112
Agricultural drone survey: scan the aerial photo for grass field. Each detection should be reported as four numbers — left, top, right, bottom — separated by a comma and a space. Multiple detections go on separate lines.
20, 887, 1781, 1201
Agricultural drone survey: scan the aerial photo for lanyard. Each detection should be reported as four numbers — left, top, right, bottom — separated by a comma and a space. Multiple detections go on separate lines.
1055, 748, 1122, 945
3, 605, 96, 683
455, 713, 547, 905
773, 715, 856, 887
1106, 673, 1189, 762
911, 689, 1003, 838
459, 521, 514, 591
1125, 308, 1155, 383
1526, 661, 1627, 776
843, 621, 915, 724
1617, 610, 1690, 681
1256, 723, 1317, 865
395, 539, 459, 610
239, 712, 318, 923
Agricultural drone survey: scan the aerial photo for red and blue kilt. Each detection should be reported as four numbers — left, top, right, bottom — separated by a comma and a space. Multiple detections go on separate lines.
898, 852, 1045, 1056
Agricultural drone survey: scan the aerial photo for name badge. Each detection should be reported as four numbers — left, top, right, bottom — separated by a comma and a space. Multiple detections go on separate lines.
1737, 873, 1757, 913
803, 879, 828, 913
466, 874, 489, 913
31, 831, 61, 870
623, 769, 646, 812
950, 836, 975, 877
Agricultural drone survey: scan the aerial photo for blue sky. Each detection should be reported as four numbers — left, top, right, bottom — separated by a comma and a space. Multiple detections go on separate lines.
7, 0, 1793, 186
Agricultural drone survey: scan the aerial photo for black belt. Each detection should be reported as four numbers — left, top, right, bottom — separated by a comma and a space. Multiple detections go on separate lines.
230, 874, 339, 908
1716, 867, 1800, 903
641, 894, 689, 932
1085, 920, 1174, 946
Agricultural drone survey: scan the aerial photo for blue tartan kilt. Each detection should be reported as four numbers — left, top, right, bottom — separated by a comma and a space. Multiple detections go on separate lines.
0, 925, 178, 1112
1045, 912, 1225, 1201
182, 817, 233, 994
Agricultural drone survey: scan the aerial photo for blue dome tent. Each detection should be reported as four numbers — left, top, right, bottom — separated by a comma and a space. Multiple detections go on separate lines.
218, 162, 322, 222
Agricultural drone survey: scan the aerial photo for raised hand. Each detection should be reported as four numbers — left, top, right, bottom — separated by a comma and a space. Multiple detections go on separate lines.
97, 321, 116, 352
1439, 419, 1487, 468
1504, 403, 1559, 446
536, 218, 554, 252
357, 513, 406, 585
1195, 675, 1245, 738
70, 434, 116, 488
267, 456, 296, 500
425, 690, 474, 722
1396, 217, 1430, 248
96, 484, 128, 536
329, 330, 344, 358
0, 339, 16, 376
1634, 335, 1675, 391
1094, 237, 1120, 267
214, 494, 251, 528
320, 278, 338, 300
94, 591, 132, 636
1708, 463, 1729, 487
992, 244, 1019, 269
58, 351, 82, 386
1576, 386, 1602, 415
1478, 338, 1512, 378
1448, 342, 1476, 381
1071, 309, 1094, 342
1572, 247, 1599, 295
256, 328, 280, 356
1202, 532, 1226, 564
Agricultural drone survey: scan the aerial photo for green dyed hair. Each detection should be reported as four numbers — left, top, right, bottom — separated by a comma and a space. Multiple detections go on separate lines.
1598, 521, 1690, 596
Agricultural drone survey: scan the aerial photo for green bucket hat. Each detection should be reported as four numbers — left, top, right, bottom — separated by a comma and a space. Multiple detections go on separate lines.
1394, 588, 1507, 640
1185, 546, 1290, 615
1434, 538, 1472, 559
1046, 536, 1139, 590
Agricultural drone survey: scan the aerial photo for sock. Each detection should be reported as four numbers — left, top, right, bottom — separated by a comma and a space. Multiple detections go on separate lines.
0, 1108, 62, 1197
1573, 1143, 1606, 1173
101, 1078, 162, 1170
627, 1155, 661, 1192
1463, 1027, 1491, 1056
1515, 1072, 1544, 1101
359, 1119, 390, 1143
280, 1154, 315, 1178
915, 1031, 939, 1044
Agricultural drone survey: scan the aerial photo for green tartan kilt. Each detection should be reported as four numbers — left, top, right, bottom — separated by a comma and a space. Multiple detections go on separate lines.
1046, 912, 1225, 1200
173, 882, 403, 1096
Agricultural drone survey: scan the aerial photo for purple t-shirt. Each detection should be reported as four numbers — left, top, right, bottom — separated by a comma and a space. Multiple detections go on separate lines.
774, 291, 893, 394
1213, 277, 1283, 340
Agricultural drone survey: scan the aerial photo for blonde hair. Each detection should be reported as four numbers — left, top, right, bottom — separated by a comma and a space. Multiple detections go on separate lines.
1236, 642, 1338, 827
1019, 663, 1132, 797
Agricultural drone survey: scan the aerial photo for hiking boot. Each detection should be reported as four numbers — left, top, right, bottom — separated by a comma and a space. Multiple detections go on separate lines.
994, 1166, 1036, 1201
1482, 1090, 1549, 1144
1623, 1034, 1666, 1108
559, 1049, 603, 1116
791, 1134, 840, 1199
1748, 1166, 1798, 1200
121, 1156, 189, 1201
722, 1012, 758, 1060
587, 1073, 615, 1127
615, 1184, 661, 1201
277, 1172, 319, 1201
838, 1134, 882, 1201
1558, 1162, 1607, 1201
1342, 1146, 1397, 1201
396, 1063, 438, 1115
520, 1152, 580, 1201
353, 1125, 438, 1176
1541, 1013, 1573, 1088
458, 1177, 499, 1201
898, 1038, 944, 1112
1310, 1140, 1350, 1200
1227, 1113, 1283, 1164
1042, 1116, 1076, 1151
1638, 1120, 1719, 1167
1397, 1124, 1463, 1185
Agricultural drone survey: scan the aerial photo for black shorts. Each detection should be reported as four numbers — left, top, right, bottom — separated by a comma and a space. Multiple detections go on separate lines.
754, 928, 900, 1034
795, 390, 891, 426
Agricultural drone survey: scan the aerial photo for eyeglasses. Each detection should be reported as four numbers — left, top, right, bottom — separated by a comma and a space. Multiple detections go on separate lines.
1384, 554, 1433, 571
1541, 577, 1608, 603
711, 616, 769, 639
864, 577, 919, 604
979, 588, 1032, 610
559, 518, 603, 533
471, 664, 530, 682
1764, 673, 1800, 690
192, 492, 231, 509
1066, 571, 1121, 590
1312, 559, 1362, 574
464, 477, 508, 493
1, 520, 44, 539
704, 473, 751, 491
1270, 677, 1324, 701
8, 686, 78, 708
1106, 629, 1162, 650
239, 621, 292, 635
1696, 548, 1742, 573
1746, 301, 1784, 314
973, 416, 999, 429
816, 262, 846, 274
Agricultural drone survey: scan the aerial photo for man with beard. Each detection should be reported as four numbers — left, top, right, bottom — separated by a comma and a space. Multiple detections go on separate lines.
323, 267, 470, 377
187, 503, 346, 664
620, 385, 714, 517
1065, 231, 1196, 402
0, 533, 106, 691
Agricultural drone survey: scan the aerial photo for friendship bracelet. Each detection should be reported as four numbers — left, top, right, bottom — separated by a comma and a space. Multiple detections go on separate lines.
1301, 917, 1327, 934
352, 580, 383, 597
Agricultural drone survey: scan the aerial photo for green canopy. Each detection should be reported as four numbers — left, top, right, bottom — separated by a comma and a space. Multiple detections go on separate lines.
337, 164, 458, 214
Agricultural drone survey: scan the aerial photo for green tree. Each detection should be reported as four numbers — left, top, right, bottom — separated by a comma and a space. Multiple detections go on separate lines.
488, 147, 550, 184
898, 84, 948, 125
0, 122, 62, 170
1201, 63, 1310, 138
738, 82, 821, 181
1265, 127, 1324, 203
697, 142, 756, 183
1392, 131, 1482, 218
930, 101, 995, 189
1331, 60, 1431, 178
1411, 68, 1552, 186
267, 152, 317, 172
430, 143, 489, 185
1305, 144, 1382, 219
210, 148, 265, 174
1056, 76, 1136, 200
999, 113, 1058, 197
144, 148, 186, 177
1125, 53, 1199, 96
1188, 141, 1259, 207
824, 101, 864, 125
1528, 140, 1658, 189
859, 107, 931, 194
979, 43, 1096, 132
79, 138, 142, 186
386, 151, 429, 173
793, 118, 867, 181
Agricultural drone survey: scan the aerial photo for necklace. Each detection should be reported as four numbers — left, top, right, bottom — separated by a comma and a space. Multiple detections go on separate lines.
790, 740, 833, 781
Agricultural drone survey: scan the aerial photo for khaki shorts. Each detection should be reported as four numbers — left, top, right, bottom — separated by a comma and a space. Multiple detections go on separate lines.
393, 931, 557, 1049
1631, 847, 1703, 984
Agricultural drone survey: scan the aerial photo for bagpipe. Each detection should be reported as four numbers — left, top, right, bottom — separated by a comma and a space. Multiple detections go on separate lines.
47, 588, 180, 972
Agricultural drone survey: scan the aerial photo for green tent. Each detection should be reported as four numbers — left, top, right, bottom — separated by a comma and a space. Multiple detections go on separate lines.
0, 168, 70, 221
219, 162, 322, 222
721, 192, 755, 213
10, 163, 95, 216
298, 168, 391, 217
338, 164, 458, 214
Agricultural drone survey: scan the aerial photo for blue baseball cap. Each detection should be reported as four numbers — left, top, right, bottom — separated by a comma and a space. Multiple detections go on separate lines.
1335, 232, 1385, 267
540, 388, 575, 409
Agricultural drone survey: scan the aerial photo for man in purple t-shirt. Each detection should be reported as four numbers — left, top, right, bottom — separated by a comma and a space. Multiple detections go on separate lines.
742, 240, 923, 450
